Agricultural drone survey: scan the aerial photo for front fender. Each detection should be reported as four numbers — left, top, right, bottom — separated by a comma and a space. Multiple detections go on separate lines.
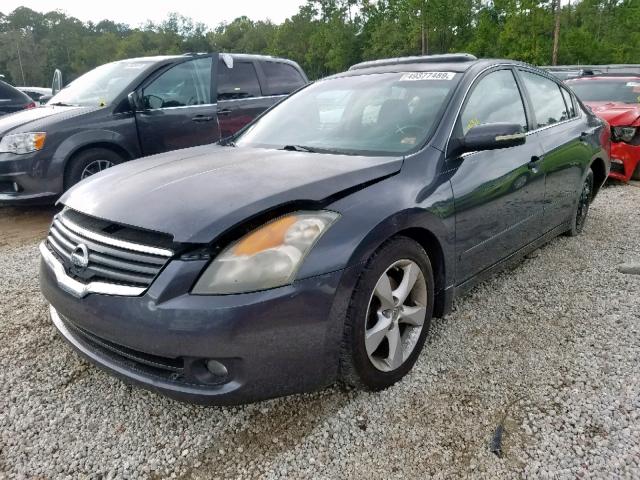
47, 128, 140, 184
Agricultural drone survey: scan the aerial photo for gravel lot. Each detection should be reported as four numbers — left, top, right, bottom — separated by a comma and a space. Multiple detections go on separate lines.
1, 183, 639, 479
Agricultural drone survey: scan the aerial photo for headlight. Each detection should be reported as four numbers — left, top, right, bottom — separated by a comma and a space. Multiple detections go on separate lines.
0, 132, 46, 155
612, 126, 636, 143
192, 211, 340, 294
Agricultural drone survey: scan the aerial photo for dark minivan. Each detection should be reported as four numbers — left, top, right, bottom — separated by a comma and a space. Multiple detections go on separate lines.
0, 53, 307, 203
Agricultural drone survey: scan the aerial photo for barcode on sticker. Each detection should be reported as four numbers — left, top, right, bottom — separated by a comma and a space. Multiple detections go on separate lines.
400, 72, 456, 81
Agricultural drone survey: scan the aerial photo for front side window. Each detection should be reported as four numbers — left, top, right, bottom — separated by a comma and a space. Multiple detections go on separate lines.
262, 62, 305, 95
520, 71, 568, 128
460, 69, 528, 134
143, 57, 212, 109
217, 61, 262, 100
236, 71, 460, 155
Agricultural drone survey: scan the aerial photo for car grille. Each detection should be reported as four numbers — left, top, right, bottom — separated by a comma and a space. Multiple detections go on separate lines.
46, 209, 174, 289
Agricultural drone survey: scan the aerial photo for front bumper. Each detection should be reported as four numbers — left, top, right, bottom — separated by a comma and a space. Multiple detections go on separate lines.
609, 142, 640, 182
0, 151, 59, 204
40, 254, 358, 405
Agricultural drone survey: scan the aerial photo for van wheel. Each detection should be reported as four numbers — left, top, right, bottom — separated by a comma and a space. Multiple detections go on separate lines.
340, 236, 434, 391
566, 168, 594, 237
64, 148, 124, 190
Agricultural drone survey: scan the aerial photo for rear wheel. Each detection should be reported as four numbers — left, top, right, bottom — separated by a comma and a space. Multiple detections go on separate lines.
64, 148, 123, 191
340, 237, 434, 390
566, 168, 594, 237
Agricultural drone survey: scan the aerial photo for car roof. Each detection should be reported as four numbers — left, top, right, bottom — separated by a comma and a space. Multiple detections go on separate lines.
328, 54, 536, 80
566, 74, 640, 82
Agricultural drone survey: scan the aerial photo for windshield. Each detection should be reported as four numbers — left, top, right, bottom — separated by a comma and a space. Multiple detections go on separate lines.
48, 60, 151, 107
235, 72, 460, 156
568, 79, 640, 104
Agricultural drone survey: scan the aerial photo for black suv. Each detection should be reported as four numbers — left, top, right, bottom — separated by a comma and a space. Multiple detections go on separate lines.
0, 80, 36, 116
0, 53, 307, 204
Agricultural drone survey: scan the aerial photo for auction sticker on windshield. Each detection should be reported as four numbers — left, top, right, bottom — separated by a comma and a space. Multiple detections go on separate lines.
400, 72, 456, 81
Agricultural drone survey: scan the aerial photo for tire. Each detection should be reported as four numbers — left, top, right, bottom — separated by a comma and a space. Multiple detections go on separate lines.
632, 162, 640, 181
64, 148, 124, 191
340, 236, 435, 391
566, 168, 594, 237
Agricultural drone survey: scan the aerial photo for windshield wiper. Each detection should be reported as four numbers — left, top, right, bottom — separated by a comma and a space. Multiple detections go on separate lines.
281, 144, 317, 153
49, 102, 76, 107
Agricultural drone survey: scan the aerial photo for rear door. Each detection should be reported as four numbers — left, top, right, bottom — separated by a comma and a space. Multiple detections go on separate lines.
216, 59, 278, 138
449, 68, 546, 281
136, 56, 220, 156
517, 69, 591, 228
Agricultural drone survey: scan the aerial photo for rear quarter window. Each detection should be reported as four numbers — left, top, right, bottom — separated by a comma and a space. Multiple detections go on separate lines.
0, 82, 28, 102
261, 62, 305, 96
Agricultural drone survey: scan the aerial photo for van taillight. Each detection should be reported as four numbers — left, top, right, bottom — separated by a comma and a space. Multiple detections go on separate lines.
24, 102, 37, 110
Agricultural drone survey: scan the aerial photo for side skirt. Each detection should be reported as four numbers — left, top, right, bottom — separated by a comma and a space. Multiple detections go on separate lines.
436, 221, 571, 317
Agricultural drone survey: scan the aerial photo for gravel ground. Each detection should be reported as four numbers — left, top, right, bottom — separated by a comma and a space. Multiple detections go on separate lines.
1, 182, 639, 479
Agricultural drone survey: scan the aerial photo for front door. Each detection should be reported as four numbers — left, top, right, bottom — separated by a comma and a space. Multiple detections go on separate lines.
136, 56, 220, 156
449, 68, 546, 282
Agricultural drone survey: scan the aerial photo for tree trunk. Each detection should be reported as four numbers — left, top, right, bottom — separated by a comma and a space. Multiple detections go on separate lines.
552, 0, 561, 65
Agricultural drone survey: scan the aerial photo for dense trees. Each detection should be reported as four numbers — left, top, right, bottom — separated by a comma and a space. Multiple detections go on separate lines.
0, 0, 638, 86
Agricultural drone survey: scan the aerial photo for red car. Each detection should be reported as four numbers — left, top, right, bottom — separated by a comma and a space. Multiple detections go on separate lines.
567, 75, 640, 181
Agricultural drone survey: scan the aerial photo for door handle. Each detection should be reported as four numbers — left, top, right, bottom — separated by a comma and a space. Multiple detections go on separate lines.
192, 115, 214, 122
217, 109, 232, 116
528, 156, 543, 169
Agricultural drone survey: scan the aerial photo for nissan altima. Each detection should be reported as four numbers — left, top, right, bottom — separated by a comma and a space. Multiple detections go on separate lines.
39, 54, 610, 405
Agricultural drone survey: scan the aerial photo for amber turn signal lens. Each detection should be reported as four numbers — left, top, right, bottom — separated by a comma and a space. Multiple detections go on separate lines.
233, 215, 298, 256
33, 133, 47, 151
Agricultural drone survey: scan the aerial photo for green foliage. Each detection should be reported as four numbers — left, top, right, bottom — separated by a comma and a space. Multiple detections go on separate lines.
0, 0, 638, 86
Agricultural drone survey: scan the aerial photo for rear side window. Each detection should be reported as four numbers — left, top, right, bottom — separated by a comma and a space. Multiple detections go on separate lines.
143, 57, 212, 109
0, 81, 27, 102
520, 71, 569, 128
217, 61, 262, 100
560, 87, 576, 118
262, 62, 305, 95
460, 69, 528, 134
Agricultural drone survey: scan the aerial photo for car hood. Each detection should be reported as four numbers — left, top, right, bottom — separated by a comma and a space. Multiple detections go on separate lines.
61, 145, 403, 243
585, 101, 640, 126
0, 105, 96, 135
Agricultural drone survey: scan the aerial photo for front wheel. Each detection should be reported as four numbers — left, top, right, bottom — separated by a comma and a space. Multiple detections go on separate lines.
566, 168, 594, 237
64, 148, 124, 191
340, 236, 434, 391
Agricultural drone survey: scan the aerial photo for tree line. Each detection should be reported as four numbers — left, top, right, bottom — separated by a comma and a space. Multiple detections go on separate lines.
0, 0, 638, 87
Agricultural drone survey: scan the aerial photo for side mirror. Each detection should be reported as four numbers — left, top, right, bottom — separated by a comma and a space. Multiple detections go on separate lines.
127, 91, 144, 112
51, 69, 63, 95
459, 122, 526, 154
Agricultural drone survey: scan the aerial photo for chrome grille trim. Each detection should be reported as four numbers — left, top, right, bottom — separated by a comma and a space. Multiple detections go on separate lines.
40, 242, 146, 298
43, 212, 175, 296
57, 215, 173, 257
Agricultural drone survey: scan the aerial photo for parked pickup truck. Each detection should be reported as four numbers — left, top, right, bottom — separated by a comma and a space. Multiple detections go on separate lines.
0, 53, 308, 204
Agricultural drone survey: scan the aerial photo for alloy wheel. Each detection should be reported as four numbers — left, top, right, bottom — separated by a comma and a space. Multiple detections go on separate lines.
365, 259, 428, 372
80, 159, 114, 180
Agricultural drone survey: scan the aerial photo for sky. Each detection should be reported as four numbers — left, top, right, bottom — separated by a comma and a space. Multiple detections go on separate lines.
1, 0, 306, 26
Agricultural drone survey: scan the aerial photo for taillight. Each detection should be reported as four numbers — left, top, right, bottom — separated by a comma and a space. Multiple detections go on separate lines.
23, 102, 37, 110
